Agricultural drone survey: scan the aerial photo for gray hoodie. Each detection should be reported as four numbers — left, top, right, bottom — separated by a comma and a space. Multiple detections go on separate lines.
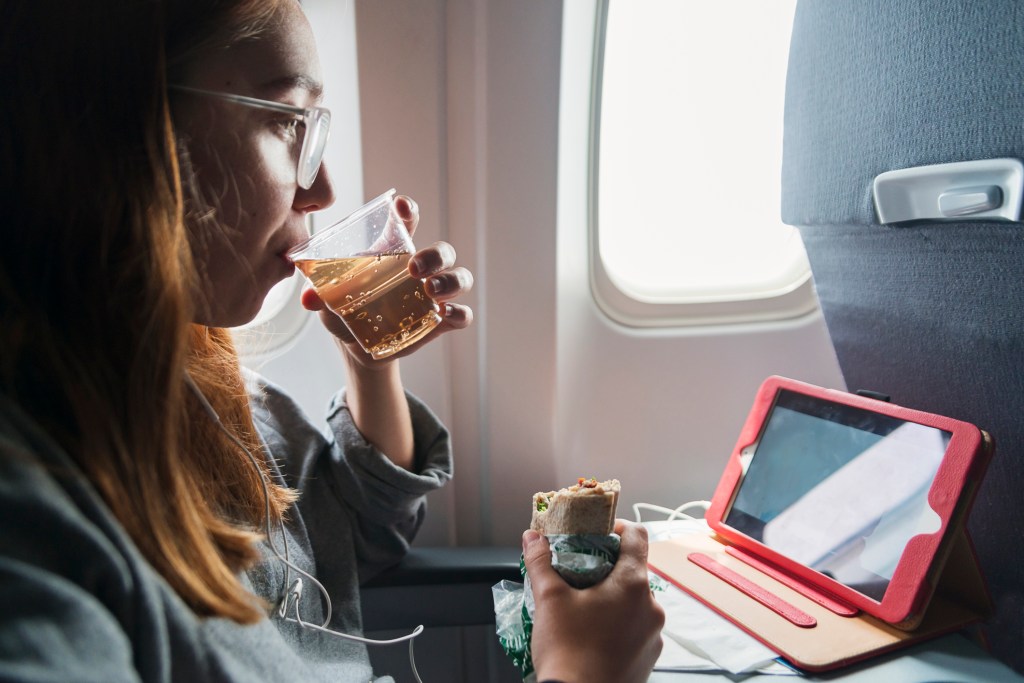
0, 372, 453, 682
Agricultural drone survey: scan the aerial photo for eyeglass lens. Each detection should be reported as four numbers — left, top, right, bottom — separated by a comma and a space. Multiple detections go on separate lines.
299, 110, 331, 189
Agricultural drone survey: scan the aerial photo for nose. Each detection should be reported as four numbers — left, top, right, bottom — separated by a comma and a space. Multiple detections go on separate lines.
294, 162, 336, 213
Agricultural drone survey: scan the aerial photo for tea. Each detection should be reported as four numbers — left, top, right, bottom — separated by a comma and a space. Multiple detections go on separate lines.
295, 253, 441, 359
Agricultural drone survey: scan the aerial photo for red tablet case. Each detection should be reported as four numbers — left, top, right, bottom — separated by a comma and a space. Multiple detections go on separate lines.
647, 376, 994, 672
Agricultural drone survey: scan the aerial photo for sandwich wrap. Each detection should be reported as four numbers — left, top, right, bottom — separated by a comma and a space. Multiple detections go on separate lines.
493, 478, 621, 681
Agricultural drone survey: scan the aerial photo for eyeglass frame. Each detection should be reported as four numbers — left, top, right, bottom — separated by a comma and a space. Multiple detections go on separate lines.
170, 84, 331, 190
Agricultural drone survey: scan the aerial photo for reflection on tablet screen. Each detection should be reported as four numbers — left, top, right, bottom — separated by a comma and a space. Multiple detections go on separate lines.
723, 390, 950, 601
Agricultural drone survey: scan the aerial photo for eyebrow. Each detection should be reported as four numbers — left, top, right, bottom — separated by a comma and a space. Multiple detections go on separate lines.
260, 74, 324, 101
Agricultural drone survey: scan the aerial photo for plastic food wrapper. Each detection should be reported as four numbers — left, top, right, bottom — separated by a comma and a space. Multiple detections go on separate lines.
492, 533, 621, 681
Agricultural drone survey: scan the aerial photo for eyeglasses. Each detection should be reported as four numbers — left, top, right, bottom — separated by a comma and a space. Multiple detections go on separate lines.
170, 85, 331, 190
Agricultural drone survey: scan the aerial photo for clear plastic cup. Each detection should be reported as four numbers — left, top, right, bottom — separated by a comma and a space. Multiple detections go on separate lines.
287, 189, 441, 359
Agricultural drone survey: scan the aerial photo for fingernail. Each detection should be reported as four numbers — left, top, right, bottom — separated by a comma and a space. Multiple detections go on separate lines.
410, 257, 425, 276
427, 278, 442, 295
522, 529, 541, 550
396, 195, 418, 219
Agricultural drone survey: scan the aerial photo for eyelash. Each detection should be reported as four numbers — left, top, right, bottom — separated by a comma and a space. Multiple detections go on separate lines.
276, 117, 305, 141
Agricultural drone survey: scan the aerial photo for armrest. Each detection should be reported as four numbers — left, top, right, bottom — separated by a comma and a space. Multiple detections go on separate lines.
361, 546, 522, 630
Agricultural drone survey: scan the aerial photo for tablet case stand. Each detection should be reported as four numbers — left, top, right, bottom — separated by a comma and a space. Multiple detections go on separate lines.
649, 524, 991, 672
647, 379, 994, 673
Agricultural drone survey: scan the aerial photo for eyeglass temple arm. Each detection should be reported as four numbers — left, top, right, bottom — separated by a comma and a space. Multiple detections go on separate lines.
169, 84, 309, 117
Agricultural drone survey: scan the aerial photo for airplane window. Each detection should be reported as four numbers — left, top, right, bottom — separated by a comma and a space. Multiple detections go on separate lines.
593, 0, 811, 324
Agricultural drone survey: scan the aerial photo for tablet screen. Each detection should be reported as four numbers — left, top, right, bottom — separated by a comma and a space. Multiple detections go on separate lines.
723, 389, 952, 601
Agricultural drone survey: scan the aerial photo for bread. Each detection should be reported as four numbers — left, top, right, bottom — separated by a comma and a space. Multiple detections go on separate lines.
530, 478, 620, 535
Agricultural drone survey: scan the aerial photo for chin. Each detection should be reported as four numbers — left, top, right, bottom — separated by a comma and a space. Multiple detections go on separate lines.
193, 296, 266, 329
234, 301, 267, 328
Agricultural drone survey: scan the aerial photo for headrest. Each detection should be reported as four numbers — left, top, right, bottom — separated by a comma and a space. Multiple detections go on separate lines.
781, 0, 1024, 228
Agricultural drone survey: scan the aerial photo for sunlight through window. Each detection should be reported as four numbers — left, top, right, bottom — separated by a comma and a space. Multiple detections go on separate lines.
598, 0, 805, 303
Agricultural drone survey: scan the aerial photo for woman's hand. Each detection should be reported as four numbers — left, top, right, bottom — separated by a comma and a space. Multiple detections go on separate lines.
299, 195, 474, 369
525, 520, 665, 683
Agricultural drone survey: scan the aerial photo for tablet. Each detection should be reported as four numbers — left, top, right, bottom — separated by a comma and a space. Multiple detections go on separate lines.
706, 376, 992, 630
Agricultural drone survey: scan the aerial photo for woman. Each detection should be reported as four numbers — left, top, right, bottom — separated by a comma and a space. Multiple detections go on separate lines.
0, 1, 664, 682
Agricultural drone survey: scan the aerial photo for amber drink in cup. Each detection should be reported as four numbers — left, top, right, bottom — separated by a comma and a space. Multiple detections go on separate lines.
288, 189, 441, 359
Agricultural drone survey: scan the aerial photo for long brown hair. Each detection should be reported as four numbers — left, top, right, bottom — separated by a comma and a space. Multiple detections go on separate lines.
1, 0, 295, 622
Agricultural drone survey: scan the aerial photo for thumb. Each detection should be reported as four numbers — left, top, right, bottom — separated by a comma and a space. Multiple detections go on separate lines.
522, 530, 561, 591
300, 286, 326, 311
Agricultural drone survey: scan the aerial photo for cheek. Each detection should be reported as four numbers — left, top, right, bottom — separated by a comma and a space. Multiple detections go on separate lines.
189, 126, 294, 212
186, 127, 297, 252
198, 143, 294, 246
256, 134, 299, 191
235, 137, 297, 222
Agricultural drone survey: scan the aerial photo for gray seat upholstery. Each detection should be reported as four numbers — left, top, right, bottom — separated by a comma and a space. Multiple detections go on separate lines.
359, 546, 523, 681
360, 546, 521, 630
782, 0, 1024, 673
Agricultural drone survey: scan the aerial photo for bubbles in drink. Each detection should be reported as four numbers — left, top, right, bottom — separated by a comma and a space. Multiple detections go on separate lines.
295, 253, 442, 359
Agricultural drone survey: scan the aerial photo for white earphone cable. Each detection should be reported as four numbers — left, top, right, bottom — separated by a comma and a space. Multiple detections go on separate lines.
185, 373, 425, 682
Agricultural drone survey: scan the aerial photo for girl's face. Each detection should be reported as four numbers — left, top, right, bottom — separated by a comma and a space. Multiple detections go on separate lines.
175, 0, 336, 328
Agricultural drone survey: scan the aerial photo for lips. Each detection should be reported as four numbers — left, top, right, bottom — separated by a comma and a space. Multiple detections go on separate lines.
274, 251, 297, 280
267, 241, 299, 282
277, 224, 311, 265
274, 233, 308, 268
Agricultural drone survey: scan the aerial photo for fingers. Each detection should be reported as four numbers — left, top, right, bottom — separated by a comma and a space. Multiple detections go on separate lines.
609, 520, 658, 607
410, 241, 474, 303
409, 241, 457, 279
617, 521, 667, 641
613, 519, 651, 575
425, 267, 474, 301
440, 302, 474, 329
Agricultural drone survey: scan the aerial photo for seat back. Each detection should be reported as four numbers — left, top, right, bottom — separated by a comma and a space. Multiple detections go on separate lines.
782, 0, 1024, 672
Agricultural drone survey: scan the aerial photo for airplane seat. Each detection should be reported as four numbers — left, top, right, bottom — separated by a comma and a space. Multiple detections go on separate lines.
781, 0, 1024, 673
